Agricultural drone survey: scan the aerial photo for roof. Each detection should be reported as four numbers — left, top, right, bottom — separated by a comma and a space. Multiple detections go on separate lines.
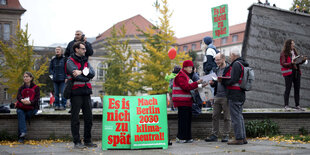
0, 0, 26, 12
177, 22, 246, 45
94, 14, 154, 43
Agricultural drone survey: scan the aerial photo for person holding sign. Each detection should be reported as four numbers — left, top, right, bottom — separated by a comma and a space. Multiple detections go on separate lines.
280, 39, 307, 111
172, 60, 207, 143
66, 41, 96, 149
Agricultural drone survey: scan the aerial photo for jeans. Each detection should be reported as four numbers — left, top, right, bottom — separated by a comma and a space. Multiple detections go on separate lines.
228, 100, 246, 140
71, 95, 93, 144
53, 81, 66, 108
17, 109, 38, 135
284, 70, 300, 107
212, 97, 231, 137
177, 106, 192, 140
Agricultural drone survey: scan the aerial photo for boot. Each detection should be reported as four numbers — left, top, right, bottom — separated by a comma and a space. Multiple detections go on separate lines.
227, 139, 244, 145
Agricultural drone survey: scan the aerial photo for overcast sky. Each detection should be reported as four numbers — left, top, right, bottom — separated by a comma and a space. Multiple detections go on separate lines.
19, 0, 293, 46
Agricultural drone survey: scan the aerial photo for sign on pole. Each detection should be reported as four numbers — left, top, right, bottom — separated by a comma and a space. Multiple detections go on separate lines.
212, 4, 229, 39
102, 94, 168, 150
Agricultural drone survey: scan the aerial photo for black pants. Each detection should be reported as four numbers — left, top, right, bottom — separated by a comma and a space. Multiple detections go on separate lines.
71, 95, 93, 144
284, 70, 300, 107
177, 106, 192, 140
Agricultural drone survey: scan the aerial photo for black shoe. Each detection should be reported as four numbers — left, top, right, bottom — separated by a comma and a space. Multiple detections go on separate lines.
84, 142, 97, 147
221, 136, 229, 142
18, 138, 25, 143
205, 134, 218, 142
74, 143, 87, 149
168, 140, 172, 145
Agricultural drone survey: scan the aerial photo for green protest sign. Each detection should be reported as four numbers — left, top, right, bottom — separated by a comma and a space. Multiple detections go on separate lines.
130, 94, 168, 149
102, 95, 168, 150
212, 4, 229, 39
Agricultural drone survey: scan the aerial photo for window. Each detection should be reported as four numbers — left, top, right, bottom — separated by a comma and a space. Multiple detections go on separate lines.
0, 23, 11, 41
0, 0, 7, 5
97, 63, 104, 80
4, 88, 9, 100
232, 35, 238, 42
183, 46, 188, 51
3, 24, 10, 41
221, 37, 227, 44
191, 44, 196, 51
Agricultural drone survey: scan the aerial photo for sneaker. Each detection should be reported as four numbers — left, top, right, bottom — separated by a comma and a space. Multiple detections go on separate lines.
227, 140, 244, 145
295, 106, 304, 111
74, 143, 87, 149
54, 106, 60, 110
84, 142, 97, 147
186, 139, 194, 143
20, 132, 26, 138
168, 140, 173, 145
59, 106, 66, 111
176, 137, 186, 143
221, 135, 229, 142
205, 134, 218, 142
284, 106, 289, 111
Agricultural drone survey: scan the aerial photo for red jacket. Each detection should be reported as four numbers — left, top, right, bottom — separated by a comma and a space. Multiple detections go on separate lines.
280, 50, 302, 76
172, 69, 198, 107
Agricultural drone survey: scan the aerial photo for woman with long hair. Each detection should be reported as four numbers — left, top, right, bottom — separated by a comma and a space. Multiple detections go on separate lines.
15, 71, 40, 143
280, 39, 307, 110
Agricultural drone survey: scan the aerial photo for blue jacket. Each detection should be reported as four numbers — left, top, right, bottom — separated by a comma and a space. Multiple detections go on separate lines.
49, 55, 67, 82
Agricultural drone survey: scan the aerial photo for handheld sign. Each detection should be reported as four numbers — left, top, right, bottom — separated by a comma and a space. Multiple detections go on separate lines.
168, 48, 177, 60
211, 4, 229, 39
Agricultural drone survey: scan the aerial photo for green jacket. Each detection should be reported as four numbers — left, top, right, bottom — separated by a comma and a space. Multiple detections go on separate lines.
165, 73, 177, 93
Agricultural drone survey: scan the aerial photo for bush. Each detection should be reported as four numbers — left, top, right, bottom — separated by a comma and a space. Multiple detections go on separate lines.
245, 119, 280, 137
298, 127, 309, 135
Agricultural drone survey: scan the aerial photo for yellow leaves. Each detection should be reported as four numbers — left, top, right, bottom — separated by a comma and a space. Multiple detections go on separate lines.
253, 135, 310, 144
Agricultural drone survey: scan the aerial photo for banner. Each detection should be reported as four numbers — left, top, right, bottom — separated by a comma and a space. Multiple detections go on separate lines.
212, 4, 229, 39
102, 94, 168, 150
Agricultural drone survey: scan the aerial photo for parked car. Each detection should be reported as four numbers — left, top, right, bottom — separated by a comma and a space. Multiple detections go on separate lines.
91, 97, 102, 108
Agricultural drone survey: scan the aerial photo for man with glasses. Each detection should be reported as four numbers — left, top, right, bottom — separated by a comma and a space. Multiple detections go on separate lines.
65, 30, 93, 58
66, 41, 96, 149
205, 52, 231, 143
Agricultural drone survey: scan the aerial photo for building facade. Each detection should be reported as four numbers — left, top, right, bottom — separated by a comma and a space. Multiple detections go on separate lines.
0, 0, 26, 104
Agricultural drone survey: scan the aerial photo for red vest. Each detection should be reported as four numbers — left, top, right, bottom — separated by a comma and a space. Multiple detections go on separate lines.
172, 70, 193, 103
67, 57, 92, 90
281, 56, 293, 76
224, 62, 244, 91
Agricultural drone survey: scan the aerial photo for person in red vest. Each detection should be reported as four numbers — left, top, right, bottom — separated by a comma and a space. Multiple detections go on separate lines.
16, 71, 40, 143
172, 60, 206, 143
280, 39, 307, 110
221, 48, 248, 145
66, 41, 96, 149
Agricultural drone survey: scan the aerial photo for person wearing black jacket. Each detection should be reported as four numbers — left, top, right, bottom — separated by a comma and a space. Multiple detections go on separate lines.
65, 30, 93, 59
49, 46, 67, 110
221, 49, 249, 145
205, 53, 231, 143
66, 41, 96, 149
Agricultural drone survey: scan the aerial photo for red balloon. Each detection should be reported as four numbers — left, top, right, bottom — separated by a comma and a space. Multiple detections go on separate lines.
168, 48, 177, 60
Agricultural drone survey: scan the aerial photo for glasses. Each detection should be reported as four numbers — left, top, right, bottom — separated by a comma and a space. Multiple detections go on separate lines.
80, 48, 86, 51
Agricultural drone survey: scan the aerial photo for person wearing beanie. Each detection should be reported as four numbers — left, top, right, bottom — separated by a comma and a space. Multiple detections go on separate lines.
172, 60, 207, 143
202, 36, 219, 75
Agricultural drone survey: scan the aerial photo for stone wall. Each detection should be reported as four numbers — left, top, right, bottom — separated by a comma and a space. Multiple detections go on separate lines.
242, 4, 310, 108
1, 112, 309, 140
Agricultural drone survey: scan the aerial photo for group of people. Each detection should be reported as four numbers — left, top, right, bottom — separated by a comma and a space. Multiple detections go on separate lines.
16, 30, 97, 149
171, 37, 307, 145
14, 30, 307, 148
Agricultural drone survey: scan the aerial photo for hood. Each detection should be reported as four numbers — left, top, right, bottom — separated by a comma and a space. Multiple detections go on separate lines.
232, 57, 249, 67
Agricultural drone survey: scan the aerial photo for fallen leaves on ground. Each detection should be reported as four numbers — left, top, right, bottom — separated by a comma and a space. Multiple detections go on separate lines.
0, 139, 67, 146
252, 135, 310, 144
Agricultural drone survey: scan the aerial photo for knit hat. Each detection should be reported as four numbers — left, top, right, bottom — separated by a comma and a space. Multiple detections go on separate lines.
203, 36, 213, 45
183, 60, 194, 68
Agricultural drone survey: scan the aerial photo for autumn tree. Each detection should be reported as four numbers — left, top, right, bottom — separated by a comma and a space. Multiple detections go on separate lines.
103, 25, 141, 95
290, 0, 310, 13
0, 24, 49, 98
135, 0, 191, 95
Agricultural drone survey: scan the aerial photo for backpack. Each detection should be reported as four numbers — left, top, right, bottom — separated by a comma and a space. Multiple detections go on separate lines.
237, 61, 255, 91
